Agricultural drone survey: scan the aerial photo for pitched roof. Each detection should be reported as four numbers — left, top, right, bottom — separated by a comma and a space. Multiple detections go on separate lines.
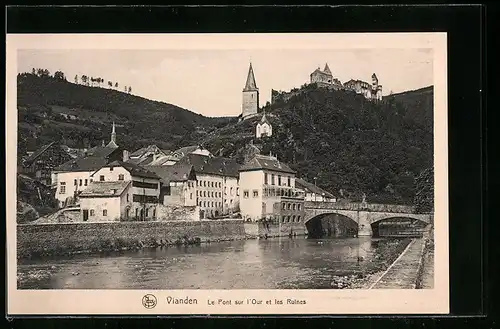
146, 164, 196, 184
243, 63, 258, 91
177, 154, 240, 178
295, 178, 335, 198
148, 153, 180, 166
130, 147, 148, 158
239, 154, 295, 174
106, 140, 119, 148
54, 156, 109, 172
173, 145, 200, 157
79, 181, 131, 198
100, 160, 161, 179
85, 145, 120, 158
258, 112, 271, 125
130, 145, 165, 158
23, 141, 57, 164
323, 63, 332, 75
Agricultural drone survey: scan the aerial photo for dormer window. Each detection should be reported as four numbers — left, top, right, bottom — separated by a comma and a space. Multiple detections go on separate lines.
118, 174, 124, 181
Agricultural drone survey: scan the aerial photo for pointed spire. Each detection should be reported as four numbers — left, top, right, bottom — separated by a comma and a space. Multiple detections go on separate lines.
243, 62, 258, 91
324, 63, 332, 75
106, 122, 118, 148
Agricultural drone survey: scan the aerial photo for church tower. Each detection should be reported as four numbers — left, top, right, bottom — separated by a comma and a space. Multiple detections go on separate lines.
242, 63, 259, 119
106, 122, 119, 148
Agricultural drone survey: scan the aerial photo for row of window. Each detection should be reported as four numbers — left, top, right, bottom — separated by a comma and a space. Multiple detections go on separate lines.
264, 173, 292, 187
197, 190, 223, 198
198, 201, 223, 208
198, 180, 222, 188
282, 202, 302, 211
263, 188, 302, 198
242, 190, 260, 198
83, 208, 157, 221
281, 215, 302, 223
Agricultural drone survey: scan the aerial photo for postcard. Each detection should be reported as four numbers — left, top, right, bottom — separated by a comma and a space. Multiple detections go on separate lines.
7, 32, 448, 315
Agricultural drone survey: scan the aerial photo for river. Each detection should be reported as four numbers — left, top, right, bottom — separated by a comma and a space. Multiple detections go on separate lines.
17, 236, 410, 289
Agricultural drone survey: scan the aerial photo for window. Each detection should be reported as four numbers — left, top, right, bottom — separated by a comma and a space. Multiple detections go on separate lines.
211, 182, 214, 187
203, 201, 206, 207
271, 174, 275, 185
199, 201, 202, 206
298, 204, 301, 210
118, 174, 124, 181
278, 175, 281, 186
287, 203, 291, 210
203, 191, 206, 197
127, 194, 129, 202
243, 190, 249, 198
287, 177, 291, 187
153, 209, 156, 218
219, 182, 222, 188
237, 188, 239, 196
292, 215, 296, 222
293, 204, 296, 210
103, 209, 108, 216
90, 209, 95, 216
264, 173, 268, 184
84, 179, 88, 186
196, 191, 199, 197
224, 187, 227, 194
145, 208, 149, 217
204, 181, 206, 187
74, 179, 77, 186
282, 203, 286, 210
99, 175, 105, 182
60, 182, 66, 194
282, 216, 285, 223
110, 167, 114, 171
287, 216, 291, 223
253, 190, 259, 198
211, 191, 214, 198
297, 216, 301, 221
190, 193, 193, 200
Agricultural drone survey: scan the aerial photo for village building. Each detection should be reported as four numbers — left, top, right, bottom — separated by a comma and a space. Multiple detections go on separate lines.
82, 160, 161, 222
51, 123, 124, 208
146, 163, 197, 207
146, 145, 212, 166
241, 62, 259, 119
238, 154, 305, 223
20, 141, 73, 186
255, 112, 273, 138
174, 153, 240, 219
295, 178, 337, 202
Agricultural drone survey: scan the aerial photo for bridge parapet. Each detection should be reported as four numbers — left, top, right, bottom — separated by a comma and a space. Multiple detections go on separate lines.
304, 201, 416, 214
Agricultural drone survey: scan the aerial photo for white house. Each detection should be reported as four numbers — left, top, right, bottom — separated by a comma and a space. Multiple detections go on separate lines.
79, 181, 132, 222
256, 112, 273, 138
238, 154, 305, 223
86, 160, 161, 221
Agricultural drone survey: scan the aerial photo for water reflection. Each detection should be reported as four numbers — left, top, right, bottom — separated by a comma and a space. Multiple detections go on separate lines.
18, 236, 394, 289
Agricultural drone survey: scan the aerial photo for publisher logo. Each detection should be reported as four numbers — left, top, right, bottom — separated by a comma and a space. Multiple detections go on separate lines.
142, 294, 157, 309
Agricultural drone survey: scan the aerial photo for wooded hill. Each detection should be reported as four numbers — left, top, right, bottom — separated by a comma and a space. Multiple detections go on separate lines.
200, 84, 434, 205
17, 73, 234, 158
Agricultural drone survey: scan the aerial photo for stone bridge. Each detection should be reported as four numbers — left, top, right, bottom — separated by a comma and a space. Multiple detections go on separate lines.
304, 201, 433, 236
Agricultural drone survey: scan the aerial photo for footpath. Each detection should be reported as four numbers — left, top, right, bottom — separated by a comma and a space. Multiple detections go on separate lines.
370, 237, 426, 289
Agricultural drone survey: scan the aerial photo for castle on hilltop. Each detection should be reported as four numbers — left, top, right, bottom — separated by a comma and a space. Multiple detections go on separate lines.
310, 63, 383, 101
271, 63, 383, 105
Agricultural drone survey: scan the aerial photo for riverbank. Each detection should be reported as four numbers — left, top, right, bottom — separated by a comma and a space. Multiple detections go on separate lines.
17, 220, 249, 260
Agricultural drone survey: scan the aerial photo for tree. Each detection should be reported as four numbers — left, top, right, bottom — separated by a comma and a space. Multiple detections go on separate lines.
115, 82, 118, 88
32, 68, 36, 75
124, 85, 127, 92
74, 75, 79, 84
81, 75, 88, 86
54, 71, 66, 81
128, 86, 132, 94
414, 167, 434, 213
108, 81, 112, 88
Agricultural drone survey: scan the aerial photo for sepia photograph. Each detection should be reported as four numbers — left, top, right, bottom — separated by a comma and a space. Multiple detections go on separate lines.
7, 33, 448, 314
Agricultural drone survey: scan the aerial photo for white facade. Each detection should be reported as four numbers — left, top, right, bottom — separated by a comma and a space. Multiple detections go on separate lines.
53, 170, 94, 207
195, 173, 239, 218
164, 180, 197, 207
239, 169, 298, 222
90, 165, 160, 221
256, 121, 273, 138
80, 185, 131, 222
304, 192, 337, 202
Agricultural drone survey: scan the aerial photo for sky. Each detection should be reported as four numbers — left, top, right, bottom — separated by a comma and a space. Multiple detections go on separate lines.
18, 48, 433, 117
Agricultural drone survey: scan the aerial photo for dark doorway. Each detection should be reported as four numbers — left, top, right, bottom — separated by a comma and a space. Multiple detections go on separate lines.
83, 209, 89, 222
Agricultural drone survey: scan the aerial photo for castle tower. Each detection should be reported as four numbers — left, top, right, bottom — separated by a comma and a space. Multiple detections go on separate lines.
106, 122, 119, 148
371, 73, 379, 89
324, 63, 332, 75
242, 63, 259, 119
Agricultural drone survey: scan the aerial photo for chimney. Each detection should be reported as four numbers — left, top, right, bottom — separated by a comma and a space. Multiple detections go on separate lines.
123, 150, 129, 162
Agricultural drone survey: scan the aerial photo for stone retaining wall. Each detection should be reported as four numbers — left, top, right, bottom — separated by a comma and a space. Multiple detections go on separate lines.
17, 219, 245, 259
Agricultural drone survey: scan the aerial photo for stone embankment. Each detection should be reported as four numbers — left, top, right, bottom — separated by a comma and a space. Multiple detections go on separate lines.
369, 225, 434, 289
17, 219, 247, 259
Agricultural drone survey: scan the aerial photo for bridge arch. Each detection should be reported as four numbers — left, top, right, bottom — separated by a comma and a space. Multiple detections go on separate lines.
370, 216, 430, 238
305, 212, 358, 238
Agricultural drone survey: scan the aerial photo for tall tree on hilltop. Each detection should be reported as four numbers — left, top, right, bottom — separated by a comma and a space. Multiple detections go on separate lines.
54, 71, 66, 81
74, 74, 79, 84
108, 81, 112, 88
128, 86, 132, 94
115, 82, 118, 88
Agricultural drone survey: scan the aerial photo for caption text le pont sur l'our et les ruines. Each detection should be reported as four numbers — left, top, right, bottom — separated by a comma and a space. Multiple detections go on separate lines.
165, 296, 306, 306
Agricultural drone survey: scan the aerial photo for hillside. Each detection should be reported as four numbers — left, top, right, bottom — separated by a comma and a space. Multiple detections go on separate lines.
201, 85, 434, 205
17, 73, 235, 157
